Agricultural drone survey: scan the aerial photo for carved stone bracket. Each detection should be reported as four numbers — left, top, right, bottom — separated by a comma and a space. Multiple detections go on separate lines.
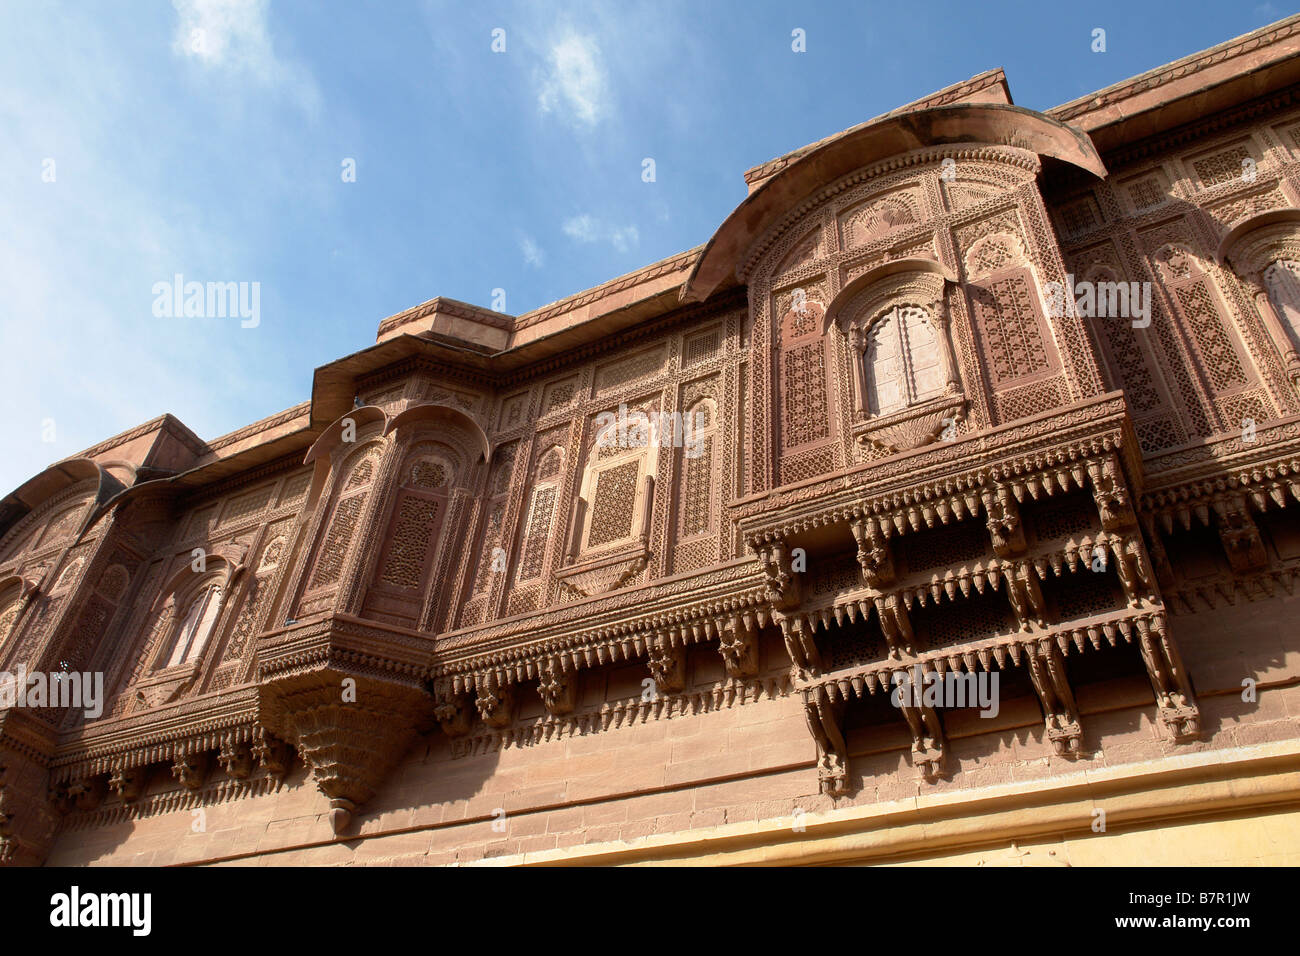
778, 615, 823, 678
873, 594, 914, 657
1025, 639, 1084, 757
256, 616, 435, 834
431, 678, 472, 736
171, 752, 211, 791
803, 686, 849, 795
108, 764, 146, 804
537, 661, 577, 715
850, 516, 895, 588
217, 742, 253, 780
718, 617, 759, 678
1212, 496, 1269, 573
1133, 614, 1200, 741
754, 537, 801, 609
982, 485, 1027, 557
1107, 532, 1157, 605
474, 672, 515, 727
892, 675, 945, 781
1088, 457, 1136, 531
647, 638, 686, 695
1003, 561, 1048, 629
64, 776, 106, 812
250, 727, 291, 776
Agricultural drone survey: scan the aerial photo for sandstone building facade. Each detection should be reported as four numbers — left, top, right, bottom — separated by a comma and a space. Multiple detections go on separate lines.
4, 18, 1300, 866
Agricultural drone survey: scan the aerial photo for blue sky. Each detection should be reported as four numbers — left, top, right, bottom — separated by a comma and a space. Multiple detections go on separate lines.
0, 0, 1289, 493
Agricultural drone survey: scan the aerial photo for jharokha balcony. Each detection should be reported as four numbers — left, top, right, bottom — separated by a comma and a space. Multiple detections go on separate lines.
4, 15, 1300, 868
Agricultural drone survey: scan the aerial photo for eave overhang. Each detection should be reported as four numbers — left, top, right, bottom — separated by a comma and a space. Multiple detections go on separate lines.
681, 103, 1107, 304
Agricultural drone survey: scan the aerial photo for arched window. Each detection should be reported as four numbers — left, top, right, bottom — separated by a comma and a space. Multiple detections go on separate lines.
1263, 259, 1300, 350
831, 260, 964, 452
162, 581, 223, 668
1217, 210, 1300, 395
863, 305, 945, 416
575, 402, 657, 556
0, 586, 22, 654
304, 443, 382, 596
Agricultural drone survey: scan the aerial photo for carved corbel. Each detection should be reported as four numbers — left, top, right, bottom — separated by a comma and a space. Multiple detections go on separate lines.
718, 616, 759, 678
803, 686, 849, 795
1025, 640, 1083, 756
1003, 561, 1048, 629
431, 681, 473, 737
982, 486, 1026, 557
68, 776, 106, 811
778, 615, 823, 677
850, 516, 895, 588
108, 764, 146, 804
46, 780, 73, 816
1140, 514, 1178, 593
647, 637, 686, 695
250, 728, 291, 777
873, 594, 914, 657
1087, 458, 1136, 531
171, 752, 211, 791
892, 672, 945, 781
1212, 496, 1268, 573
1108, 533, 1156, 606
474, 673, 515, 727
1134, 614, 1199, 741
537, 661, 577, 715
756, 538, 801, 609
217, 742, 253, 780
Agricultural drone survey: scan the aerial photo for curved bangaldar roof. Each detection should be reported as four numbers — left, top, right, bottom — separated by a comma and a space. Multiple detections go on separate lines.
681, 103, 1107, 304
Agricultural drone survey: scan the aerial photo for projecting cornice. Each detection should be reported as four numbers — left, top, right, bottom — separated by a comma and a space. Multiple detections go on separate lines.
680, 103, 1106, 304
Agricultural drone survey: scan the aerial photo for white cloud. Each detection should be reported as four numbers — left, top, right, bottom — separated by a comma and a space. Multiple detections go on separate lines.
537, 33, 610, 126
562, 215, 638, 252
520, 235, 545, 268
171, 0, 319, 113
562, 214, 597, 242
